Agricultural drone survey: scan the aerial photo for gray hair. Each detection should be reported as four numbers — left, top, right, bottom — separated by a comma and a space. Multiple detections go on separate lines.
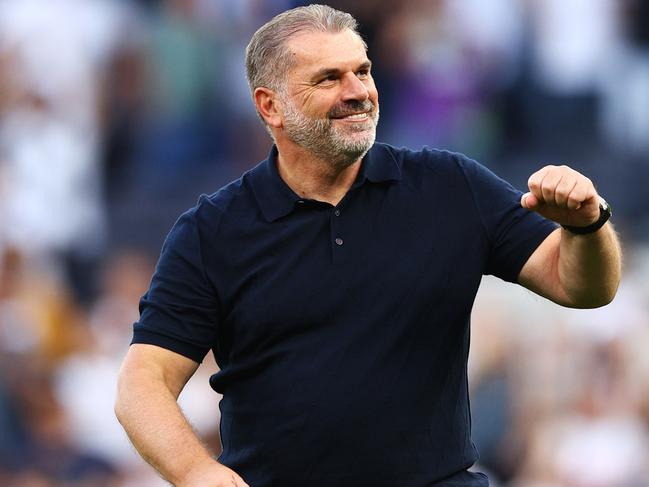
245, 4, 365, 96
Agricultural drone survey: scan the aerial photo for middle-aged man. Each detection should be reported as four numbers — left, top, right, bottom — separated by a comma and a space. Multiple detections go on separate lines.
115, 5, 622, 487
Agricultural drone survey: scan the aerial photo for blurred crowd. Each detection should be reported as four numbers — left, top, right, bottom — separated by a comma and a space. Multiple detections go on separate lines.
0, 0, 648, 485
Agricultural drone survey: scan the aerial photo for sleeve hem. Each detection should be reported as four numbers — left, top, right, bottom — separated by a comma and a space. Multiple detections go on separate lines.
131, 329, 209, 363
509, 222, 559, 284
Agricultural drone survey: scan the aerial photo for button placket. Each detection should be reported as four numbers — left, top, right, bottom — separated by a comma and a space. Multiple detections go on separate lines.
330, 206, 345, 261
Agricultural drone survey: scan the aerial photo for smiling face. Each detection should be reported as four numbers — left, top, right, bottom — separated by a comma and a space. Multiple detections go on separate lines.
277, 29, 379, 166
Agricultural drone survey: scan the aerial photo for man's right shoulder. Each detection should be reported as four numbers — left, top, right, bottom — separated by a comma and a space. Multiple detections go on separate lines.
199, 159, 267, 214
177, 163, 262, 234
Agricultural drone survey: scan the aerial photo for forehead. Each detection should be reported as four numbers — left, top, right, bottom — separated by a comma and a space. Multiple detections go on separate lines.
285, 29, 369, 77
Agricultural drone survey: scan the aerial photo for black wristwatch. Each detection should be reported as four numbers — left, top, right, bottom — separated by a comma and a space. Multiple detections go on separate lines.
562, 197, 612, 235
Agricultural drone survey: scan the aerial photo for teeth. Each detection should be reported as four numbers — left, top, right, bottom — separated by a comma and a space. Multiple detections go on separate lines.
343, 113, 367, 119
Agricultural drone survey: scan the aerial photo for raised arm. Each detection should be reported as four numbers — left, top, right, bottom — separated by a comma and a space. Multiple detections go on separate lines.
115, 344, 249, 487
518, 165, 622, 308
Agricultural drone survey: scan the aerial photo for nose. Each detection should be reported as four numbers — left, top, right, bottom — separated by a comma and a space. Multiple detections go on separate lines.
340, 72, 370, 102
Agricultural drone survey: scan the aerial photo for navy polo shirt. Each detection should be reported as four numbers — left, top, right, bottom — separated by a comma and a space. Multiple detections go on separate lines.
133, 143, 557, 487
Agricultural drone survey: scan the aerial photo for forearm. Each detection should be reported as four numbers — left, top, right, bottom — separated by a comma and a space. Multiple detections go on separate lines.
115, 368, 216, 485
115, 345, 249, 487
558, 223, 622, 308
520, 165, 623, 308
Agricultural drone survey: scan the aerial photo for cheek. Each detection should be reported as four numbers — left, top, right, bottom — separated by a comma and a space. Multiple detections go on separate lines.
370, 92, 379, 111
367, 81, 379, 104
304, 95, 338, 118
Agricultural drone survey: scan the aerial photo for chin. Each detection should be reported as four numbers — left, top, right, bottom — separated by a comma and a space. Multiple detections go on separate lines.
336, 141, 373, 164
340, 133, 376, 153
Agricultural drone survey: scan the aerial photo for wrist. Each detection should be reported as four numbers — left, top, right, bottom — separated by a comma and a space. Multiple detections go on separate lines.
176, 456, 221, 486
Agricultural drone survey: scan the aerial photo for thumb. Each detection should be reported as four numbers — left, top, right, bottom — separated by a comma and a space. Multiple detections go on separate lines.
521, 192, 538, 209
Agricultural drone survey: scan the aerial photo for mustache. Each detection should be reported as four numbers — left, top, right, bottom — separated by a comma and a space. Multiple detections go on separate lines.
327, 100, 375, 119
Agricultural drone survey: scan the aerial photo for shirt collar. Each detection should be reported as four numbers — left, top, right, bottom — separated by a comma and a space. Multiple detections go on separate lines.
357, 142, 402, 184
248, 143, 402, 222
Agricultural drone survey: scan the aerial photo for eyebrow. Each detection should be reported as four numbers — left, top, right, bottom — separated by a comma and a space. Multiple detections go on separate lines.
311, 60, 372, 82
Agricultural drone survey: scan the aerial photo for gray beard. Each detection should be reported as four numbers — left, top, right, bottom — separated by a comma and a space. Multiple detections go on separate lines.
281, 96, 379, 169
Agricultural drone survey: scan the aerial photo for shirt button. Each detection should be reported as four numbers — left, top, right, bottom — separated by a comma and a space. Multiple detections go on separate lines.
297, 200, 305, 205
335, 237, 344, 246
334, 209, 341, 217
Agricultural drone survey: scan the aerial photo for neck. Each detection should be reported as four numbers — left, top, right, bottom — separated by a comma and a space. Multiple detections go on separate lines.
275, 142, 363, 206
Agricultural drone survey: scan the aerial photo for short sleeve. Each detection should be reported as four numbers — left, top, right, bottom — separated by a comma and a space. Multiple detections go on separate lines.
132, 210, 220, 363
456, 155, 558, 283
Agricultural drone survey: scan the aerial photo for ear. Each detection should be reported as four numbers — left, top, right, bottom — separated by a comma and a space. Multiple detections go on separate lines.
254, 87, 283, 129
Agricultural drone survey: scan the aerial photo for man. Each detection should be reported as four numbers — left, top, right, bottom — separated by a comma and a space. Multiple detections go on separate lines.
115, 5, 622, 487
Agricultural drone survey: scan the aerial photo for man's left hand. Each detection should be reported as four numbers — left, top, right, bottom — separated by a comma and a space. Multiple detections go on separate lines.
521, 164, 600, 228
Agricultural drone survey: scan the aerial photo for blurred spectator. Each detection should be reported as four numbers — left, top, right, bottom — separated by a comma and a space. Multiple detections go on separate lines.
373, 0, 523, 156
526, 0, 619, 95
599, 0, 649, 155
0, 0, 141, 304
1, 354, 122, 486
0, 247, 83, 367
132, 0, 221, 178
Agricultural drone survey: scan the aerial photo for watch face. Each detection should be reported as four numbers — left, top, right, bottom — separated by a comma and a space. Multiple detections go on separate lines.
599, 197, 611, 214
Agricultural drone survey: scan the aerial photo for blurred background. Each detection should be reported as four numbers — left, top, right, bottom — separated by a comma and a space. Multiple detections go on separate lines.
0, 0, 648, 485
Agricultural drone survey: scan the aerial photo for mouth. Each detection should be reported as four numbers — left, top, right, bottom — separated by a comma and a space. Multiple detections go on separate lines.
332, 111, 371, 121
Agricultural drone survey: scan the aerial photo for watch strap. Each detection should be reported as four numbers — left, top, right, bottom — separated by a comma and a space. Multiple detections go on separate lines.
562, 198, 612, 235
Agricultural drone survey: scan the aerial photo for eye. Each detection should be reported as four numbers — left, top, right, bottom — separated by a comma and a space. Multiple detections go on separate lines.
356, 68, 371, 78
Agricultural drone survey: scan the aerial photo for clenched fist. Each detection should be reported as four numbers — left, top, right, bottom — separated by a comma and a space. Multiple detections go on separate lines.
521, 164, 602, 229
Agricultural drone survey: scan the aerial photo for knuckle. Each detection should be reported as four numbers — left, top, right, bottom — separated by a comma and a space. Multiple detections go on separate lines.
568, 193, 581, 203
541, 179, 554, 191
